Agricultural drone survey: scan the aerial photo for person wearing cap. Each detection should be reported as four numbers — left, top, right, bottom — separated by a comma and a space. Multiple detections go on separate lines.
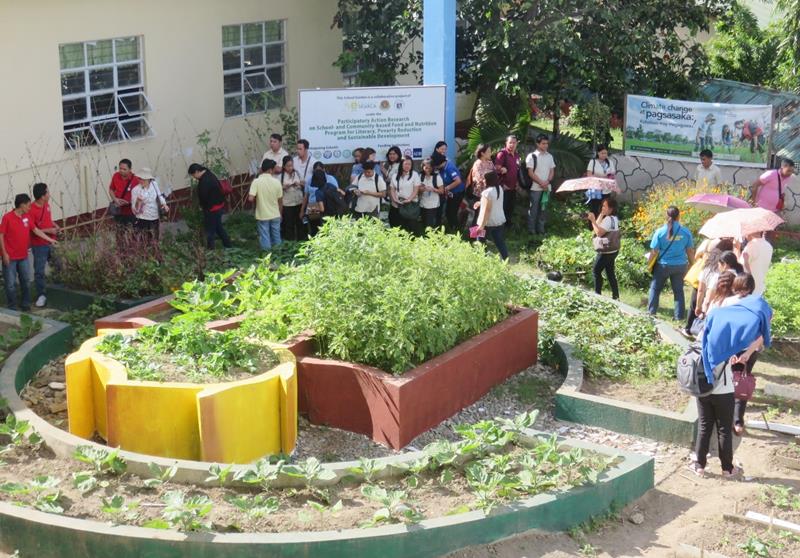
188, 163, 232, 249
131, 168, 167, 244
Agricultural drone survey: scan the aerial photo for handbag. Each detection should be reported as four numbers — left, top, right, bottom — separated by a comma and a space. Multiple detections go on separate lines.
732, 366, 756, 401
109, 177, 134, 217
776, 170, 785, 211
398, 201, 420, 221
592, 217, 620, 253
469, 225, 486, 239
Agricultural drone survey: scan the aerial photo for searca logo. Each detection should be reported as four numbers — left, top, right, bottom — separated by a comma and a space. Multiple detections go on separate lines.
345, 100, 378, 112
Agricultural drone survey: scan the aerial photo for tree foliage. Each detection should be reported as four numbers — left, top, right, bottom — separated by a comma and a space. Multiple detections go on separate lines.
706, 1, 782, 86
334, 1, 728, 110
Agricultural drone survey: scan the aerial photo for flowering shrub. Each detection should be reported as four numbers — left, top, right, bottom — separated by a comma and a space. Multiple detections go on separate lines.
631, 180, 749, 241
765, 261, 800, 337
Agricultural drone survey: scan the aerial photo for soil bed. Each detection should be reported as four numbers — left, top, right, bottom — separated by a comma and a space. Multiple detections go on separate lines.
748, 394, 800, 427
581, 375, 690, 414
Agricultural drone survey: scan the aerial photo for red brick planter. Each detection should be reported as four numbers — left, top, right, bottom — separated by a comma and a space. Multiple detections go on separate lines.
95, 300, 538, 449
294, 308, 538, 449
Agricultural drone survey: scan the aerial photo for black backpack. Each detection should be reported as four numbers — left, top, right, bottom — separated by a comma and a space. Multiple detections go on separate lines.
323, 183, 348, 217
519, 153, 537, 190
676, 343, 726, 398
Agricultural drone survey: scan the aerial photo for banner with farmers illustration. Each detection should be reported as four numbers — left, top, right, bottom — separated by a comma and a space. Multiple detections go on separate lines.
624, 94, 773, 168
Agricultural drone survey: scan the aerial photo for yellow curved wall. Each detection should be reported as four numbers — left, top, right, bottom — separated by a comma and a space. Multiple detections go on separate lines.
65, 331, 297, 463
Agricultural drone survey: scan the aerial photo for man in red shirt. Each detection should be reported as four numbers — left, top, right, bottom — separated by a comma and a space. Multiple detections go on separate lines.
108, 158, 139, 231
494, 135, 521, 228
28, 183, 59, 307
1, 194, 34, 310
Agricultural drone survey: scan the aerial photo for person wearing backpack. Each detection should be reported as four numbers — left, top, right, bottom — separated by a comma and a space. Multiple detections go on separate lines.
587, 197, 620, 299
526, 134, 556, 235
686, 293, 772, 478
188, 163, 232, 249
352, 161, 386, 219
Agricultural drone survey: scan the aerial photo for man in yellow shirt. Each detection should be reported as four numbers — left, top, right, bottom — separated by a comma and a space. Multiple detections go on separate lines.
248, 159, 284, 251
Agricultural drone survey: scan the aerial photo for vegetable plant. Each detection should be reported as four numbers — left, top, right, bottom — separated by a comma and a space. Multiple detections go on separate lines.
73, 446, 127, 475
205, 463, 234, 487
101, 495, 139, 523
347, 458, 386, 484
359, 485, 423, 527
143, 462, 178, 488
158, 490, 213, 532
225, 493, 280, 518
282, 457, 336, 504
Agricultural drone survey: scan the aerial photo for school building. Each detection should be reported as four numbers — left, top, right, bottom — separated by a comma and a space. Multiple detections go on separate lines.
0, 0, 343, 223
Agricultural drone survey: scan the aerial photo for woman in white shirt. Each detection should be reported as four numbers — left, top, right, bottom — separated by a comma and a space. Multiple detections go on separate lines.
382, 146, 402, 217
131, 168, 167, 243
279, 155, 306, 241
476, 171, 508, 260
419, 158, 443, 230
587, 197, 620, 299
390, 156, 421, 234
584, 145, 617, 217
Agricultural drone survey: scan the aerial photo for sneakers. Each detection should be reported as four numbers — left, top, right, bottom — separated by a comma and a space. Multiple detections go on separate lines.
679, 328, 693, 339
35, 295, 46, 308
722, 466, 744, 479
687, 462, 705, 478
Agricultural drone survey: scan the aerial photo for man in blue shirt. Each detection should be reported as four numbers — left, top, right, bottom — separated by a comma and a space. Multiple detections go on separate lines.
432, 152, 464, 232
647, 206, 695, 320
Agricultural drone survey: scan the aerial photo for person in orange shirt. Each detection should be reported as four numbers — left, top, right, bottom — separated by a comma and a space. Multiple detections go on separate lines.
28, 183, 59, 307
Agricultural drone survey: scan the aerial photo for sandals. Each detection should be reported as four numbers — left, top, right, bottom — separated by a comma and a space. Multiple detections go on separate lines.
688, 462, 705, 478
722, 466, 744, 479
734, 424, 745, 436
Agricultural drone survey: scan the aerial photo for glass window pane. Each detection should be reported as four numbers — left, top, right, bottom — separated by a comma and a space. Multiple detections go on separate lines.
243, 46, 263, 68
93, 121, 124, 144
115, 37, 139, 62
245, 92, 266, 114
243, 22, 263, 45
59, 43, 85, 69
266, 66, 284, 87
222, 50, 241, 70
62, 98, 88, 123
222, 25, 241, 48
244, 72, 272, 92
86, 40, 113, 65
224, 95, 243, 117
64, 127, 96, 149
265, 44, 283, 65
118, 92, 152, 115
266, 88, 285, 110
117, 64, 141, 87
90, 93, 116, 117
121, 117, 151, 139
224, 74, 242, 94
265, 20, 283, 42
61, 72, 85, 95
89, 67, 114, 91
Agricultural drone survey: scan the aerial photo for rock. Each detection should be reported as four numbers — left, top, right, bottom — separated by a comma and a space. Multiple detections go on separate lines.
629, 512, 645, 525
48, 401, 68, 414
48, 382, 66, 391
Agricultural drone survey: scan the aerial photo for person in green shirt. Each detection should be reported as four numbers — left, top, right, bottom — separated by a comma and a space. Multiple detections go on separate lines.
248, 159, 284, 251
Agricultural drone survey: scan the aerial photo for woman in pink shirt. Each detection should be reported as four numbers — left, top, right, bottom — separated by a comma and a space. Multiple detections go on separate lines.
469, 144, 494, 198
751, 158, 794, 212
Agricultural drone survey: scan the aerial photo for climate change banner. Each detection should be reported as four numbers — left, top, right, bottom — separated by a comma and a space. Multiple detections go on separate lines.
624, 94, 773, 168
298, 86, 446, 164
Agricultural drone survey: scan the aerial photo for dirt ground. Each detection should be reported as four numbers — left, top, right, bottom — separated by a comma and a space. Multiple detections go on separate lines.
582, 377, 691, 414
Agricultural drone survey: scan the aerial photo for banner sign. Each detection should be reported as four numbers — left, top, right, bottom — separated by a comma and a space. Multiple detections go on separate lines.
298, 86, 446, 164
624, 94, 773, 168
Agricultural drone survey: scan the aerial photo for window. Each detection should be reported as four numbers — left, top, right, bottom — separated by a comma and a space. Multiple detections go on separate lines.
59, 36, 153, 149
222, 20, 286, 117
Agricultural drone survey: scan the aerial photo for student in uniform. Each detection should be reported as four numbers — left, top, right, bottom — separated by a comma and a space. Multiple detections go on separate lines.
419, 158, 443, 230
353, 162, 386, 219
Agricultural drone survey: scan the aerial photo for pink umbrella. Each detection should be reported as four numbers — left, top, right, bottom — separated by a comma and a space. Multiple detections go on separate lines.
685, 193, 750, 214
699, 207, 784, 238
556, 177, 620, 193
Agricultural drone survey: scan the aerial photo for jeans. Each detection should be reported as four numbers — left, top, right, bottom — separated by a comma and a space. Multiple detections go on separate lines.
593, 252, 619, 299
257, 218, 282, 251
482, 226, 509, 260
445, 191, 464, 232
31, 245, 50, 299
282, 205, 305, 241
503, 189, 517, 226
3, 258, 31, 310
685, 288, 698, 332
203, 209, 232, 249
528, 190, 546, 234
648, 263, 688, 320
694, 391, 735, 472
421, 207, 439, 229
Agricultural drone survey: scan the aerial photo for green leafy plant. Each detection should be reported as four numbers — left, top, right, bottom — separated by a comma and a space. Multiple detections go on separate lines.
0, 414, 42, 448
205, 463, 234, 487
739, 535, 776, 558
760, 484, 800, 511
225, 493, 280, 518
283, 457, 337, 504
359, 485, 423, 527
73, 446, 127, 476
765, 261, 800, 337
159, 490, 213, 532
143, 462, 177, 488
347, 457, 386, 484
233, 457, 283, 491
101, 494, 139, 523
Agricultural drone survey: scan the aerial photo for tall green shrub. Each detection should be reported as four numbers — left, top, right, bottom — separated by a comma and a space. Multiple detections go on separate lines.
765, 261, 800, 337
